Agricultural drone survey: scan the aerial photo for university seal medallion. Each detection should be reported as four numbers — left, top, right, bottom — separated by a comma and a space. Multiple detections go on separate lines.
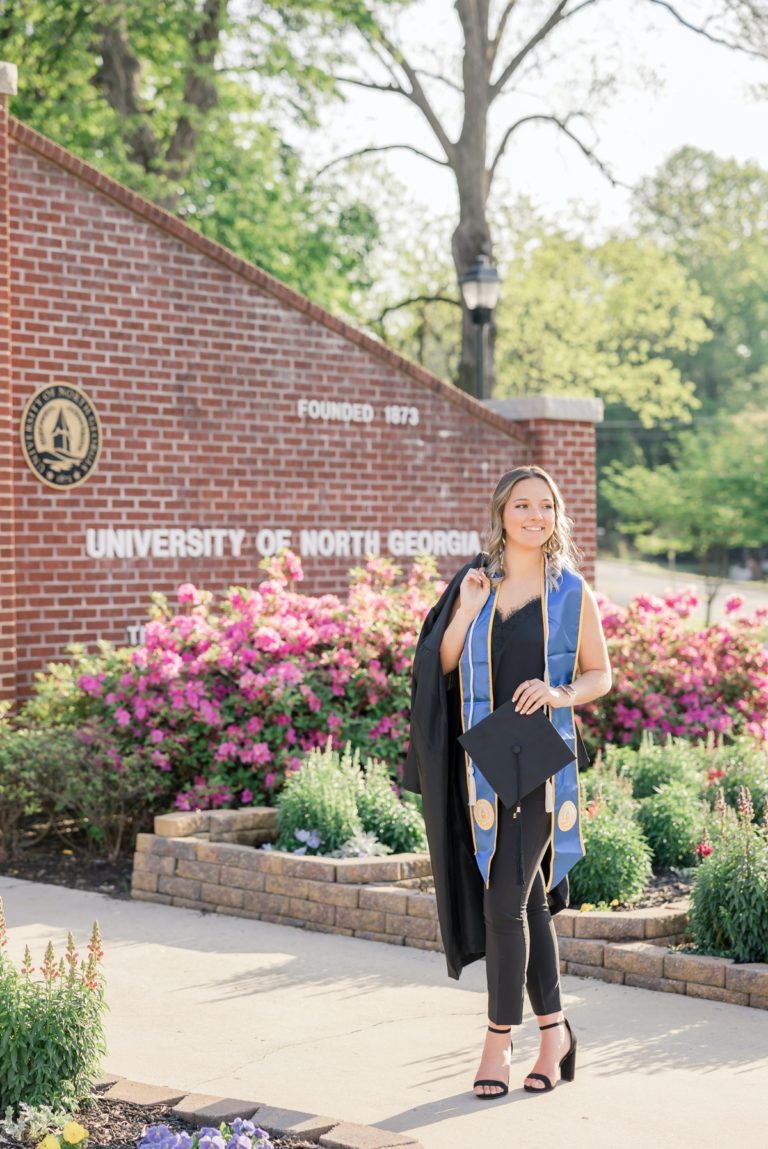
21, 384, 102, 489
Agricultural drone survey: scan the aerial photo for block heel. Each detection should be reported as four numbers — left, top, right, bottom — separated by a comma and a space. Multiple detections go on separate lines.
523, 1017, 576, 1093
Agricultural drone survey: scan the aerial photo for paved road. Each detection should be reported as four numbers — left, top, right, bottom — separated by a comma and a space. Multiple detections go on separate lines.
596, 556, 768, 624
2, 876, 766, 1149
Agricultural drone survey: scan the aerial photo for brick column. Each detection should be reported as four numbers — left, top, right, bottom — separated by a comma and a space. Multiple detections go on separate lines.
0, 63, 18, 702
485, 396, 603, 586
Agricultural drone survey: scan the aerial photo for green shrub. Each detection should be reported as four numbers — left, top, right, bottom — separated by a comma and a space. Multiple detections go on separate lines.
636, 782, 710, 869
0, 725, 42, 861
275, 740, 363, 854
62, 723, 164, 860
0, 721, 162, 861
580, 758, 638, 820
606, 733, 702, 800
705, 740, 768, 824
569, 805, 652, 906
274, 740, 427, 857
690, 788, 768, 963
0, 902, 106, 1115
357, 756, 427, 854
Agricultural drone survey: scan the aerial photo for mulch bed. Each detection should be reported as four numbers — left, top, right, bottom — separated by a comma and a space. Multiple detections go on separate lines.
0, 848, 134, 900
614, 868, 693, 909
0, 1086, 318, 1149
412, 867, 693, 908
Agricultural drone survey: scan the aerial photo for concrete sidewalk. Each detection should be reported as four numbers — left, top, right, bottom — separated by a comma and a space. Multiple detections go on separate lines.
2, 875, 766, 1149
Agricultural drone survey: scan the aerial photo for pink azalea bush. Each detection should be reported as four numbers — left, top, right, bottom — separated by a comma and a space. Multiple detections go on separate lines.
583, 588, 768, 750
20, 564, 767, 815
29, 552, 441, 811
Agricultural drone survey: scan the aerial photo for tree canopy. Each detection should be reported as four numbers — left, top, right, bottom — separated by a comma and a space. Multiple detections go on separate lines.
0, 0, 387, 312
494, 229, 713, 426
634, 147, 768, 416
601, 408, 768, 598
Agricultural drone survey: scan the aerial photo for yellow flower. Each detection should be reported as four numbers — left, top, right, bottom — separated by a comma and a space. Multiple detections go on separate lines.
579, 902, 596, 912
62, 849, 74, 856
39, 1135, 60, 1149
62, 1123, 89, 1145
610, 899, 620, 907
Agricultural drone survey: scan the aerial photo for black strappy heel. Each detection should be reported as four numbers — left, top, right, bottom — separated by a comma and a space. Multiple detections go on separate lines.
523, 1018, 576, 1093
473, 1024, 512, 1099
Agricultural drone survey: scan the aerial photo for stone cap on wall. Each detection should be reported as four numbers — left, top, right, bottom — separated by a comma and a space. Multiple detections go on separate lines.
485, 395, 604, 423
0, 61, 18, 96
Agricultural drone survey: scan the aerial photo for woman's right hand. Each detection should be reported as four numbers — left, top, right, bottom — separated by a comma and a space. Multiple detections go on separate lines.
458, 566, 491, 619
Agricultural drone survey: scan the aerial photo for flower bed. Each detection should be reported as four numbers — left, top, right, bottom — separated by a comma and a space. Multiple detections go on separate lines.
585, 589, 768, 747
12, 560, 767, 855
20, 554, 439, 816
0, 1072, 425, 1149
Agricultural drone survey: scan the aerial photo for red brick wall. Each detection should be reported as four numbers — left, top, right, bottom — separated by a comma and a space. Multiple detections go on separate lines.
0, 93, 17, 699
518, 419, 597, 577
3, 115, 597, 700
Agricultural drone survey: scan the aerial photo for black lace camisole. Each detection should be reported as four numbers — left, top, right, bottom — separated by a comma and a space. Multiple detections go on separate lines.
490, 593, 589, 772
491, 594, 545, 706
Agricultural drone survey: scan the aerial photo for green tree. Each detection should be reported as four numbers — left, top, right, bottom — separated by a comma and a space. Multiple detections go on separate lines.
312, 1, 768, 395
363, 202, 714, 426
601, 409, 768, 619
493, 229, 713, 426
363, 206, 462, 380
634, 147, 768, 416
0, 0, 383, 313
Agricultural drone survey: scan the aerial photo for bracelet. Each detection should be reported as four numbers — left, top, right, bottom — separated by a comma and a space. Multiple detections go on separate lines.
558, 683, 577, 701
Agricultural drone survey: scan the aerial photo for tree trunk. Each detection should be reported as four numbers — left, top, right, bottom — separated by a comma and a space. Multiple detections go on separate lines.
451, 0, 495, 398
92, 0, 226, 209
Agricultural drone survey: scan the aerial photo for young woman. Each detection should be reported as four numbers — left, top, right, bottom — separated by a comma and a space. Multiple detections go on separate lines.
402, 465, 612, 1100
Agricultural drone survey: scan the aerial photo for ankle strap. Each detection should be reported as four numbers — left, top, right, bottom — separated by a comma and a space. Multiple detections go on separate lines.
487, 1024, 512, 1033
539, 1020, 565, 1030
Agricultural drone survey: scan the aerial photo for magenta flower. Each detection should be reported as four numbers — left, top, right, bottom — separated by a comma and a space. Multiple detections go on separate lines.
250, 742, 272, 766
215, 741, 238, 761
177, 583, 198, 604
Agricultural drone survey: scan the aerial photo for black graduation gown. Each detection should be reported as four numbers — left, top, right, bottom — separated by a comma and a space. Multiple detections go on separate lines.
402, 552, 573, 982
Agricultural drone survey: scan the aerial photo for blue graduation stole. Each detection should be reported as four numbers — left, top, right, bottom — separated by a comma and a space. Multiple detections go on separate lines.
458, 555, 586, 891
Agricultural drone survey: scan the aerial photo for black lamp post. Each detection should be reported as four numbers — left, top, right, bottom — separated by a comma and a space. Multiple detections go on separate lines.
460, 253, 501, 400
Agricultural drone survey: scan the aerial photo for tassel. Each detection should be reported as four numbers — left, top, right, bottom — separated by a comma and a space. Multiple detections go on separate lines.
468, 765, 477, 806
545, 779, 554, 812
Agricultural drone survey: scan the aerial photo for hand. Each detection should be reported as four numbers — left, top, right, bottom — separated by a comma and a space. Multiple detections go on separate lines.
512, 678, 564, 715
458, 567, 491, 618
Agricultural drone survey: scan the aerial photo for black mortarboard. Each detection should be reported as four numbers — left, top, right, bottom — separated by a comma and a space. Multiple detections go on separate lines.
458, 699, 576, 809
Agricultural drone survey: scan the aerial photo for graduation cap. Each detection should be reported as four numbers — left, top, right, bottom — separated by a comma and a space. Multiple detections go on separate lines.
458, 699, 576, 810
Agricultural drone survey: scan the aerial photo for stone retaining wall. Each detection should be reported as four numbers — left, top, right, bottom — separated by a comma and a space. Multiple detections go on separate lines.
132, 811, 440, 952
132, 810, 768, 1009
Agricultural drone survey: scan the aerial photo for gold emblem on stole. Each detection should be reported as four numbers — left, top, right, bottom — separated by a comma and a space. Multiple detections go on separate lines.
473, 799, 495, 831
557, 799, 578, 832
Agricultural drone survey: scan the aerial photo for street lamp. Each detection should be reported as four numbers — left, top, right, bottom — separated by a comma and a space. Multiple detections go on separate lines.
460, 254, 501, 400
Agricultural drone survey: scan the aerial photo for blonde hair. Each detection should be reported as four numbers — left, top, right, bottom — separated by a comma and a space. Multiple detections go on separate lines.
484, 465, 582, 587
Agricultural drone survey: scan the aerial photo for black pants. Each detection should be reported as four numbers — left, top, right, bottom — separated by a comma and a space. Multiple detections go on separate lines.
478, 781, 563, 1025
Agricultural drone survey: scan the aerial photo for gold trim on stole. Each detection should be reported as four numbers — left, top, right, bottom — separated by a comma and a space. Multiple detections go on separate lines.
572, 586, 587, 857
458, 583, 501, 865
484, 586, 500, 888
540, 556, 557, 892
